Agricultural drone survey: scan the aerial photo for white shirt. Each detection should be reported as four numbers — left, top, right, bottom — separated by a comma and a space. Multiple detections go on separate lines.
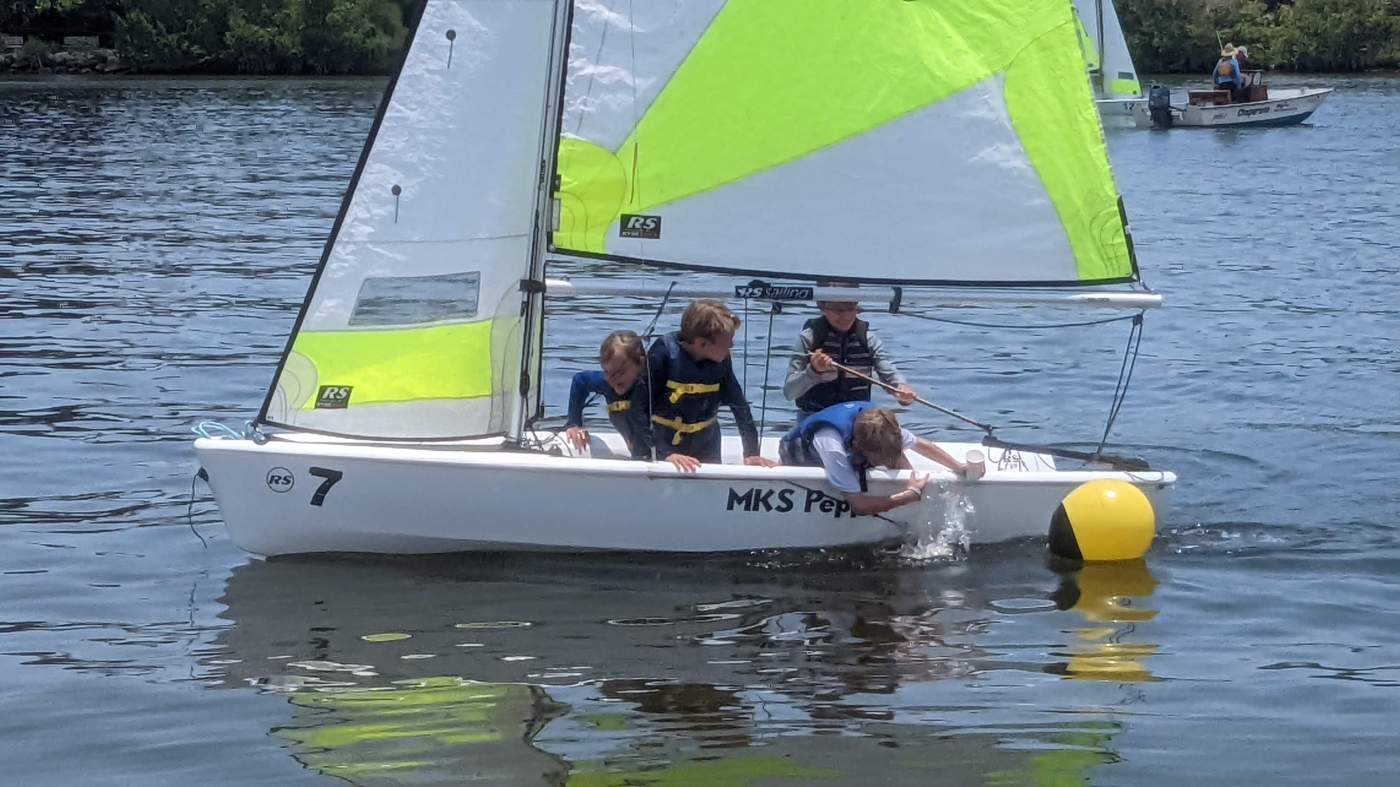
809, 426, 917, 493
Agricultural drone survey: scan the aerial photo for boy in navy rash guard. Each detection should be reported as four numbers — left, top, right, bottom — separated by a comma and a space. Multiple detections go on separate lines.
564, 330, 648, 458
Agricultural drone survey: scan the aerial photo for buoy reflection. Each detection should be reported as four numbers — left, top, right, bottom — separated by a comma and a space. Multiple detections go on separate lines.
1046, 558, 1159, 682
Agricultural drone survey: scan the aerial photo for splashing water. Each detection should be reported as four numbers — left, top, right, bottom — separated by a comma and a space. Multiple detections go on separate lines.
900, 483, 975, 563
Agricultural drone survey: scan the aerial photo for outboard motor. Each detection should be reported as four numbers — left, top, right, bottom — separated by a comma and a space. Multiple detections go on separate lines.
1148, 84, 1174, 129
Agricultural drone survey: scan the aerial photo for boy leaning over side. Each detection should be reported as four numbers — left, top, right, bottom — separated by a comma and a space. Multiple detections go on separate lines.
639, 299, 778, 472
564, 330, 649, 459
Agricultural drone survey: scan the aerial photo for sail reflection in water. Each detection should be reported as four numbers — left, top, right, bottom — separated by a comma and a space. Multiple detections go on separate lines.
200, 554, 1165, 783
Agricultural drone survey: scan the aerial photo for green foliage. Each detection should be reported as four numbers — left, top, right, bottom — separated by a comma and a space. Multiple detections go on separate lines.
111, 0, 408, 74
1119, 0, 1400, 72
12, 0, 1399, 75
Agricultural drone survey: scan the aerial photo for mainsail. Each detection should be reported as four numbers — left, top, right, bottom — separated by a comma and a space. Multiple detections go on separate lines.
259, 0, 560, 440
552, 0, 1138, 285
1073, 0, 1142, 100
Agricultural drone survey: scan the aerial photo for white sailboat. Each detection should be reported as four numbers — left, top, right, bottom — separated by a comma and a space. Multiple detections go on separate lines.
1073, 0, 1144, 125
194, 0, 1176, 557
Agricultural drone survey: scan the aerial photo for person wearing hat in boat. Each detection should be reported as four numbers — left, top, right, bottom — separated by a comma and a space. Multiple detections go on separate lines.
563, 330, 649, 458
639, 299, 779, 472
783, 289, 916, 422
1213, 44, 1247, 103
780, 401, 967, 516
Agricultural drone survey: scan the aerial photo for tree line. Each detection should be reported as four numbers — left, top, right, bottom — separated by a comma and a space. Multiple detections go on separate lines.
1117, 0, 1399, 72
4, 0, 424, 74
5, 0, 1398, 75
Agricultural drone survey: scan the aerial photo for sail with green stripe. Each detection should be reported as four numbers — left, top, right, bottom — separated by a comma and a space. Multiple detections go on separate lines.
1074, 0, 1143, 100
552, 0, 1138, 286
258, 0, 559, 439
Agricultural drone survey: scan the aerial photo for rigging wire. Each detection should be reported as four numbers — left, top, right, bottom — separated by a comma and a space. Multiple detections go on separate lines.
890, 306, 1150, 468
758, 303, 777, 435
898, 308, 1142, 331
742, 297, 750, 388
186, 468, 209, 549
635, 281, 677, 463
639, 281, 676, 340
1093, 312, 1144, 458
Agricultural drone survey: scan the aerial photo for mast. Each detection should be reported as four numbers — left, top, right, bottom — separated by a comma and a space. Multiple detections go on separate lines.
511, 0, 573, 442
1096, 0, 1107, 95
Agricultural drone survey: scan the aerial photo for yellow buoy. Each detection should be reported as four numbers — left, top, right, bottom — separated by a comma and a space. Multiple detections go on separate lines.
1048, 480, 1155, 561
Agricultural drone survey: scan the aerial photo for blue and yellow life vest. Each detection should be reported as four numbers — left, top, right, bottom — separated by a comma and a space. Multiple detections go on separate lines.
783, 401, 875, 491
604, 394, 642, 451
650, 332, 725, 446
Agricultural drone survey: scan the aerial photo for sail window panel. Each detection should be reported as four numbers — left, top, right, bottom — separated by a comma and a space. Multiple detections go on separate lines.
349, 272, 480, 327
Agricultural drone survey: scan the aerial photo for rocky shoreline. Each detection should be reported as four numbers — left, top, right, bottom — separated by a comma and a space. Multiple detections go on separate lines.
1, 47, 127, 74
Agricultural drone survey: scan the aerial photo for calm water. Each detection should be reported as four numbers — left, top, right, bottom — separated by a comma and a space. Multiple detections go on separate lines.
2, 74, 1398, 784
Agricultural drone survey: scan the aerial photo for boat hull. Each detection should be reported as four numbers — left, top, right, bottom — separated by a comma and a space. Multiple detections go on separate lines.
1137, 87, 1332, 128
195, 433, 1175, 556
1096, 97, 1144, 128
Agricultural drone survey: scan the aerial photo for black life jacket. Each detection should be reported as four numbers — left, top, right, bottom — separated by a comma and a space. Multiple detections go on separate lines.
796, 317, 874, 413
650, 332, 727, 445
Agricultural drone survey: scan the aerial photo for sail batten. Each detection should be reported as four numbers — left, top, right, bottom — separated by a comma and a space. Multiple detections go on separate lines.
551, 0, 1138, 286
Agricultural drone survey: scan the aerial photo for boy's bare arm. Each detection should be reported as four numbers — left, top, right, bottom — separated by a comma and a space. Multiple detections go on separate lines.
913, 437, 966, 475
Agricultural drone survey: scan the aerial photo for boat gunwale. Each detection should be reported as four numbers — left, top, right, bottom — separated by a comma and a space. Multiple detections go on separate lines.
1175, 86, 1333, 111
194, 438, 1177, 487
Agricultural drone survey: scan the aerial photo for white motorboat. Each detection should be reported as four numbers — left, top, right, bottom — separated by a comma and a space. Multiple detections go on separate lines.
195, 0, 1176, 557
1140, 82, 1333, 128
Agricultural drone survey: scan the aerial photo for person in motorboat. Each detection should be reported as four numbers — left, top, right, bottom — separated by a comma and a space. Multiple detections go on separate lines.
779, 401, 968, 516
1212, 44, 1247, 103
1233, 45, 1258, 97
783, 292, 916, 423
564, 330, 649, 457
640, 299, 779, 472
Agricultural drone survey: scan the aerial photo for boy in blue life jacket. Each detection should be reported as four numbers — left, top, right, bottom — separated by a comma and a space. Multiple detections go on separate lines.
564, 330, 649, 458
780, 401, 967, 517
784, 293, 916, 419
639, 299, 779, 472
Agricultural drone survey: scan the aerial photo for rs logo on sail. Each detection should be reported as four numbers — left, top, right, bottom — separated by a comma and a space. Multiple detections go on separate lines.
315, 385, 353, 409
619, 214, 662, 239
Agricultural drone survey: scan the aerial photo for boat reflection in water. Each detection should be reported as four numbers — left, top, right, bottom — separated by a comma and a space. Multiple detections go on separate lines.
203, 552, 1161, 784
